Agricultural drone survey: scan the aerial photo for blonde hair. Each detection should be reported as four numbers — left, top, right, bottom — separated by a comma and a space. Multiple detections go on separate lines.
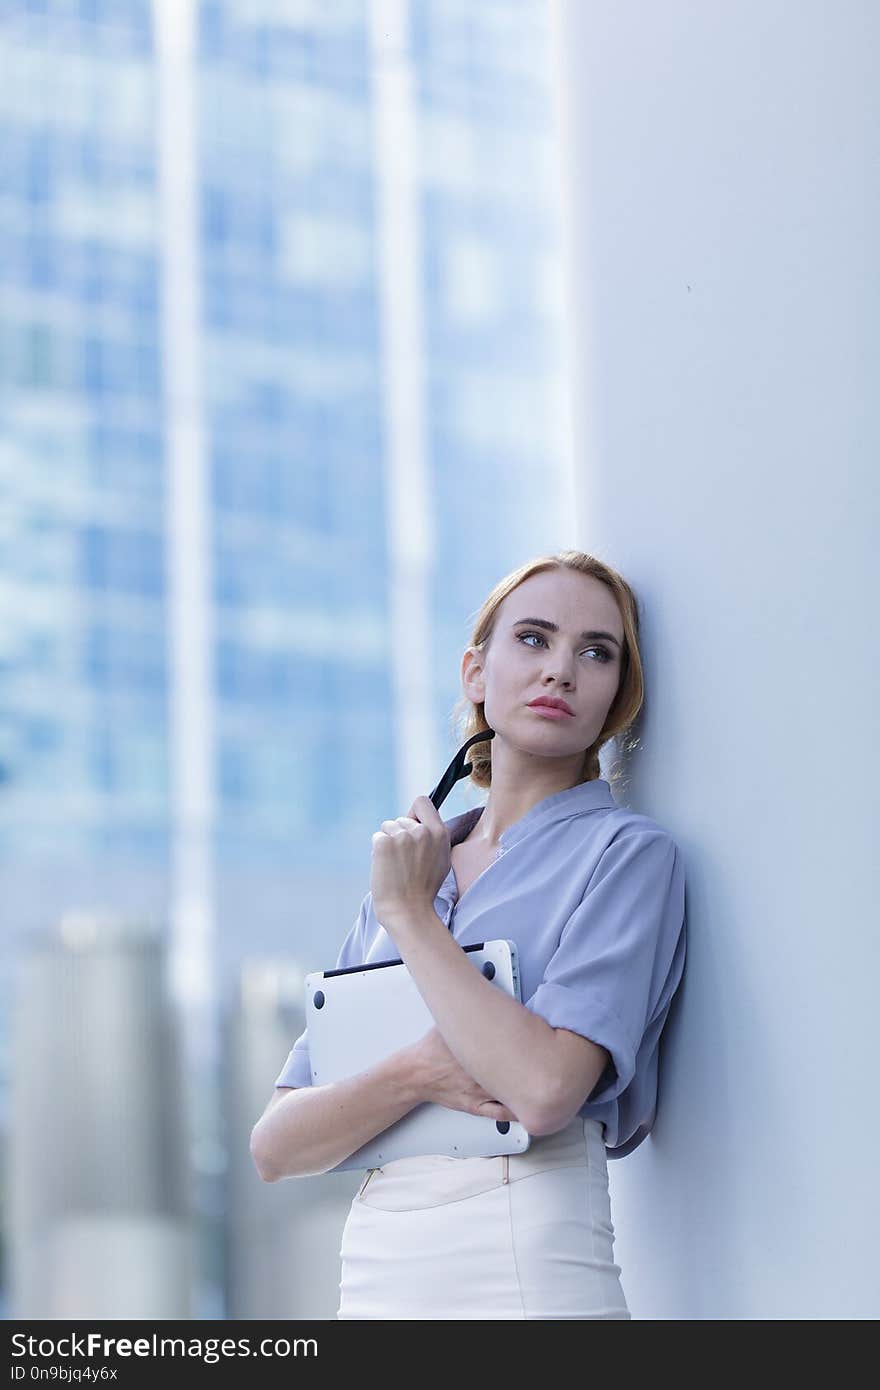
449, 550, 644, 791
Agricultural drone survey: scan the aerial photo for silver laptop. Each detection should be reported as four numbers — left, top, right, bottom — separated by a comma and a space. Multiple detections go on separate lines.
305, 939, 532, 1173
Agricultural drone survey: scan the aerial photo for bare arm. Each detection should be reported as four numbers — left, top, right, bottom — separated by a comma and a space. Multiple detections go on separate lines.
250, 1026, 520, 1181
249, 1045, 424, 1181
386, 905, 575, 1133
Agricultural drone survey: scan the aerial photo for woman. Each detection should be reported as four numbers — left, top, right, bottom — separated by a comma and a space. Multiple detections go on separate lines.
267, 550, 687, 1319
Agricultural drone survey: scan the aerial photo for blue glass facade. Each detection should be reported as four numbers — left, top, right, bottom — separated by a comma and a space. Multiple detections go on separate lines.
0, 3, 166, 866
0, 0, 568, 894
197, 4, 389, 859
0, 0, 571, 1320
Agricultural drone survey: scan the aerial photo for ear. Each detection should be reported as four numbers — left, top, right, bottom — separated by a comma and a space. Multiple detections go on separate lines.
461, 645, 486, 703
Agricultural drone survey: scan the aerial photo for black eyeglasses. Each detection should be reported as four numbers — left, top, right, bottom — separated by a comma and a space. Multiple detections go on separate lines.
428, 729, 496, 811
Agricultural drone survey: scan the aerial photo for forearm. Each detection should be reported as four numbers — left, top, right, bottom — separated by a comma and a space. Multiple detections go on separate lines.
250, 1046, 425, 1181
391, 905, 560, 1133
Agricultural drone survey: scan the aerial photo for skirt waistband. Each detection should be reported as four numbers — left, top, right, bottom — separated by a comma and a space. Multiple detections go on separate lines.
355, 1114, 605, 1211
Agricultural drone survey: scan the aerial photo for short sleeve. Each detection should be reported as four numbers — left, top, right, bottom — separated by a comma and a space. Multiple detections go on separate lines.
273, 893, 370, 1089
524, 827, 686, 1106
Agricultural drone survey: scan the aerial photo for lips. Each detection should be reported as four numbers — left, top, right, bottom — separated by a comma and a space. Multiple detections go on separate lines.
528, 698, 574, 716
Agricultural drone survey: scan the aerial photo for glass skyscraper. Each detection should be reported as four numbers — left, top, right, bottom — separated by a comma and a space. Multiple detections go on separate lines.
1, 0, 572, 1314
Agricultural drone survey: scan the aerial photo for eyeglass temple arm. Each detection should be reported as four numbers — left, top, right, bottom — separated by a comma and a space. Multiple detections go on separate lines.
428, 729, 495, 811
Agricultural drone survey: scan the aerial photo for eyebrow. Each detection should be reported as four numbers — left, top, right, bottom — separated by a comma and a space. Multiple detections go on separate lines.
512, 617, 623, 649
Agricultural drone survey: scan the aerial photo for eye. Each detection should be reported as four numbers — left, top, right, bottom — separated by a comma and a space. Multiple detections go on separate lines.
516, 632, 613, 664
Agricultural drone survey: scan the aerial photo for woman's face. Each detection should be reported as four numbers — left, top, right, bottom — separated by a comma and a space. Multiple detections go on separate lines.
463, 568, 625, 761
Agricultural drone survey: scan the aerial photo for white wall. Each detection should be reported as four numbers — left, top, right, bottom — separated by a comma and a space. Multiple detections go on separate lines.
550, 0, 879, 1319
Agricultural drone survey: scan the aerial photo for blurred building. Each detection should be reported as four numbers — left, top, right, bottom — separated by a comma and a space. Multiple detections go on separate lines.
224, 961, 363, 1320
0, 0, 573, 1317
8, 914, 190, 1319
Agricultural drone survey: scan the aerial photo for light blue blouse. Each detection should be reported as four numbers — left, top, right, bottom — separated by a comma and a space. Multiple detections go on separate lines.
274, 777, 687, 1159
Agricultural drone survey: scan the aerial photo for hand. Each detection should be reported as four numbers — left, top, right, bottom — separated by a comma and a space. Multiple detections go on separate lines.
407, 1025, 519, 1124
370, 794, 451, 932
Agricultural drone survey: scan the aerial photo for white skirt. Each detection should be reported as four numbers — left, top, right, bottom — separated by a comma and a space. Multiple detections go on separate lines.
337, 1114, 631, 1320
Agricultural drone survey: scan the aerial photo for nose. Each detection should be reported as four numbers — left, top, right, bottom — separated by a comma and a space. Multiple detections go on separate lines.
543, 661, 575, 690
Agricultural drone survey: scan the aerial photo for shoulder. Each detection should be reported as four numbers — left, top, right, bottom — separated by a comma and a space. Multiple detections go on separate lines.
597, 806, 681, 855
544, 807, 683, 913
559, 801, 679, 856
581, 809, 684, 898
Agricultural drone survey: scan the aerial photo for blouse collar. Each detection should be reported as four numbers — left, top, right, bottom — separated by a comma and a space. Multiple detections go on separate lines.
442, 777, 617, 852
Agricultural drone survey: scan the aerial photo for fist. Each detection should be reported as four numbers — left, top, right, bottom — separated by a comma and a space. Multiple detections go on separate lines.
369, 795, 452, 931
